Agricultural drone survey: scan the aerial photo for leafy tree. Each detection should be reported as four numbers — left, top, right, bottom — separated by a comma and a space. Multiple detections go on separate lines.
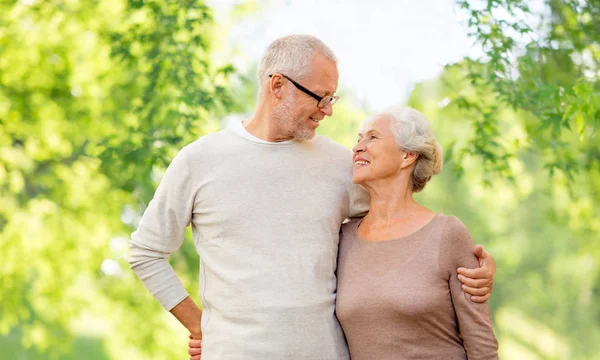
452, 0, 599, 180
0, 0, 233, 358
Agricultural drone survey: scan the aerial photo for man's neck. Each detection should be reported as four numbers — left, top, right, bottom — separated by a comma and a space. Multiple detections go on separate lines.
243, 106, 293, 142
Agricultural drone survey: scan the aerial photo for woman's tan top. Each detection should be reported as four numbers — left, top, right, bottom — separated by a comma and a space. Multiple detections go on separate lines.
336, 214, 498, 360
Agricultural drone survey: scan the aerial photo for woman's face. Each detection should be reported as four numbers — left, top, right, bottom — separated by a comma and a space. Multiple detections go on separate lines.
352, 115, 408, 185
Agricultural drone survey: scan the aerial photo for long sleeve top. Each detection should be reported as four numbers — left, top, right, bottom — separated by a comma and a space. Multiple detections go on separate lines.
129, 120, 369, 359
336, 214, 499, 360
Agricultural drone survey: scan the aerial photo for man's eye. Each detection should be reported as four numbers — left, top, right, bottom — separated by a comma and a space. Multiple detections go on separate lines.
370, 135, 378, 140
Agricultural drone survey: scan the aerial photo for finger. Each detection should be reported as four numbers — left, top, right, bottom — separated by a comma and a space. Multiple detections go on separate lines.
188, 347, 202, 356
470, 293, 491, 303
473, 244, 484, 259
462, 285, 491, 296
457, 274, 491, 288
188, 339, 202, 348
457, 266, 491, 279
482, 251, 496, 269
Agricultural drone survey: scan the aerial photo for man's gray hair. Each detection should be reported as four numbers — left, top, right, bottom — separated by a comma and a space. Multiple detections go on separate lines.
257, 34, 337, 88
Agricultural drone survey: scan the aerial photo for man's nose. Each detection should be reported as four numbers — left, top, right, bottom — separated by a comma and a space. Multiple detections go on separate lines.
320, 102, 333, 117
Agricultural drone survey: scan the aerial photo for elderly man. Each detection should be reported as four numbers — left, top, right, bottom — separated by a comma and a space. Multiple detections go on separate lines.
129, 35, 496, 360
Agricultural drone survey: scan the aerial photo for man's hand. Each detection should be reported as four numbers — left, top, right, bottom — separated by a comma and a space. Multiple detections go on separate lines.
169, 296, 203, 358
457, 244, 496, 303
188, 334, 202, 360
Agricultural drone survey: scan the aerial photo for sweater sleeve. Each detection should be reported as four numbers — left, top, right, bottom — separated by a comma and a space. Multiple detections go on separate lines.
128, 147, 195, 310
348, 183, 370, 218
440, 216, 499, 360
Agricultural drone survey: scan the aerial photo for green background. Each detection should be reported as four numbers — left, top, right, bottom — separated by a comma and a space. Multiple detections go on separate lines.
1, 0, 598, 359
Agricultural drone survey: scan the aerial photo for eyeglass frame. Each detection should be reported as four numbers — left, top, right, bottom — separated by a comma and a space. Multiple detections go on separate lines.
269, 73, 339, 109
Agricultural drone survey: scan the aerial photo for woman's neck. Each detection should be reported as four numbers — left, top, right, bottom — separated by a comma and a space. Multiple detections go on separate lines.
361, 178, 426, 225
358, 179, 435, 241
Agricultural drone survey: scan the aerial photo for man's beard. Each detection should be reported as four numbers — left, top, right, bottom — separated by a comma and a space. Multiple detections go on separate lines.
273, 95, 315, 141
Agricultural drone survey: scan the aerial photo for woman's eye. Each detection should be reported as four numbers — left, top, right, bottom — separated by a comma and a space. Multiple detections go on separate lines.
370, 135, 377, 140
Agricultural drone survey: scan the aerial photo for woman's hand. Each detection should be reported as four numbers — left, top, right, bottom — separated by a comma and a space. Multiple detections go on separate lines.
188, 334, 202, 360
457, 244, 496, 303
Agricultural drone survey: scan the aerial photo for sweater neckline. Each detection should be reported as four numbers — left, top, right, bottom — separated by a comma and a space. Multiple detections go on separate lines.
354, 213, 442, 244
229, 120, 298, 146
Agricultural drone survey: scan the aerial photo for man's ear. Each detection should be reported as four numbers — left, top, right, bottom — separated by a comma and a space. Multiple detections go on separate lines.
270, 74, 284, 99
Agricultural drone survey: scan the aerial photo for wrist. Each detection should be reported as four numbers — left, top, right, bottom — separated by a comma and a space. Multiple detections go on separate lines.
190, 327, 202, 339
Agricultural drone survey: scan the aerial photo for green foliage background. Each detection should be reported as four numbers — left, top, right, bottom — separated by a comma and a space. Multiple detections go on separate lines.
0, 0, 598, 359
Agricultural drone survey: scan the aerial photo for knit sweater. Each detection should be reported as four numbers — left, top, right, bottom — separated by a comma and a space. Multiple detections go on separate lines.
129, 121, 369, 359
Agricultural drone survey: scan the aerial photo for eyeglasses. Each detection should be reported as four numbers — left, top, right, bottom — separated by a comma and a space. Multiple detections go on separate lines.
269, 73, 339, 109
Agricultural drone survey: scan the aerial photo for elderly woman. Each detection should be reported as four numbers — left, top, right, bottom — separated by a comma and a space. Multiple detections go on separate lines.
335, 106, 498, 359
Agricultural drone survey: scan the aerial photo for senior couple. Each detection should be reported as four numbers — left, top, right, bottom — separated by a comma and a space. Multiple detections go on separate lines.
130, 34, 499, 359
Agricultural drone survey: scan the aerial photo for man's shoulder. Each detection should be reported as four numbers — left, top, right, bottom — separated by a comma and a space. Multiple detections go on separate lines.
183, 128, 236, 152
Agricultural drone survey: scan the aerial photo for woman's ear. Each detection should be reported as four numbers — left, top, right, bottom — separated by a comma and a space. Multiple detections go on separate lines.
401, 151, 419, 169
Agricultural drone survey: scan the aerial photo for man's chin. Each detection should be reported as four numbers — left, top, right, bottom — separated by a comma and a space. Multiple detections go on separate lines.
293, 130, 316, 141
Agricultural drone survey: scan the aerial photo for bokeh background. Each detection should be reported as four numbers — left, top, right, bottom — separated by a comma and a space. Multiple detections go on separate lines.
1, 0, 598, 359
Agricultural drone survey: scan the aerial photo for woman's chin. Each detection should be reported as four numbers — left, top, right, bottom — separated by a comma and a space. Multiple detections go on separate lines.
352, 174, 365, 185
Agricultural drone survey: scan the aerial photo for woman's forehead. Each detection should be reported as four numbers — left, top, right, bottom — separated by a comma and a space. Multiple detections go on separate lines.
360, 115, 391, 134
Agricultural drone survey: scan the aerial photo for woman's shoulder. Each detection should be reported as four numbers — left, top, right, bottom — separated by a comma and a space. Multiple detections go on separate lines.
436, 215, 477, 270
437, 215, 471, 239
437, 215, 475, 254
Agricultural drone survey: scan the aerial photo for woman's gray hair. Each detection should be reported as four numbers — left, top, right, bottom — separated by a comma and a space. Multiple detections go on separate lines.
374, 106, 443, 193
257, 34, 337, 88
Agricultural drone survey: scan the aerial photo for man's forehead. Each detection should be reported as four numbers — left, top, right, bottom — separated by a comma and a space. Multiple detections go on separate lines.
308, 74, 338, 93
308, 56, 339, 93
317, 82, 337, 95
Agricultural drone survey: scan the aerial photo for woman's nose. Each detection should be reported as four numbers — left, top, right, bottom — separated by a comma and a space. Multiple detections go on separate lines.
353, 141, 365, 154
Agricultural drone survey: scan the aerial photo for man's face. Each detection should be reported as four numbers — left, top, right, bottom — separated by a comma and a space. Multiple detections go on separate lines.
274, 53, 339, 140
